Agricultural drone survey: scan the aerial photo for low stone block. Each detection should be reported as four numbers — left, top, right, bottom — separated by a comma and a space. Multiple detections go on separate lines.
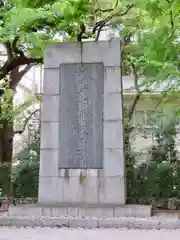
0, 216, 11, 226
98, 218, 129, 229
42, 207, 53, 217
10, 216, 38, 227
159, 219, 180, 230
51, 208, 65, 217
55, 217, 69, 227
128, 218, 160, 229
66, 207, 81, 217
114, 205, 152, 218
40, 217, 68, 227
9, 206, 42, 217
130, 205, 152, 218
68, 217, 98, 228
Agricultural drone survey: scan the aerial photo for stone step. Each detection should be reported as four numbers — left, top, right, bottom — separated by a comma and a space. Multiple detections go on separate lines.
8, 204, 152, 218
0, 215, 179, 230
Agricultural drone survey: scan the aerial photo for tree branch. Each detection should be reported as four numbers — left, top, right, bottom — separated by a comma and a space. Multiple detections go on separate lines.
11, 36, 24, 57
14, 108, 40, 134
93, 4, 134, 41
127, 59, 142, 120
169, 10, 175, 39
4, 41, 13, 60
94, 0, 119, 13
0, 56, 43, 81
12, 37, 19, 52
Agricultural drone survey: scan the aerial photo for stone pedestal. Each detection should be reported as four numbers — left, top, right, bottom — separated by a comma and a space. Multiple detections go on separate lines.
38, 40, 126, 205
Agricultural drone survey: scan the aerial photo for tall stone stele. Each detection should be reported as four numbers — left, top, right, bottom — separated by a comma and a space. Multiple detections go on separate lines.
38, 39, 126, 206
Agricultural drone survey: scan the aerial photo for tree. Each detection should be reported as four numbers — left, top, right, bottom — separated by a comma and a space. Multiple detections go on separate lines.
0, 0, 93, 165
0, 0, 95, 194
119, 0, 180, 204
0, 0, 137, 187
90, 0, 180, 205
121, 0, 179, 100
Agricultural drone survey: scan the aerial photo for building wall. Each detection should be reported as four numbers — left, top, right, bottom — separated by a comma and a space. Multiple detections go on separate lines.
13, 65, 42, 157
123, 95, 180, 161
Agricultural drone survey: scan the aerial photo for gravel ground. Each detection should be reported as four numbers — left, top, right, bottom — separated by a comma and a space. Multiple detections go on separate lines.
1, 227, 180, 240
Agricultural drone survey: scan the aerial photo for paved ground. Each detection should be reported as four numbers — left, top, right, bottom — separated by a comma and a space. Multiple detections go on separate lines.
1, 227, 180, 240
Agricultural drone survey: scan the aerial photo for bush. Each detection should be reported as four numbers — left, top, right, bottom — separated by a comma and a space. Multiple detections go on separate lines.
11, 132, 40, 198
1, 107, 180, 208
126, 109, 180, 206
0, 162, 11, 195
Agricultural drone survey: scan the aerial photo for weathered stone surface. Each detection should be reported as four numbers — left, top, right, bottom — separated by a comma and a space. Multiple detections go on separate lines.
115, 205, 152, 218
38, 177, 63, 204
40, 122, 59, 149
159, 219, 180, 230
98, 218, 129, 228
104, 148, 124, 177
40, 217, 69, 227
39, 150, 60, 177
44, 42, 81, 68
104, 93, 122, 120
59, 63, 103, 169
82, 40, 120, 66
41, 95, 60, 122
1, 215, 180, 230
68, 217, 98, 228
9, 205, 152, 218
43, 68, 60, 94
103, 121, 124, 149
0, 216, 11, 226
128, 218, 159, 230
62, 177, 84, 203
8, 205, 42, 217
99, 176, 125, 204
104, 66, 121, 93
39, 40, 125, 206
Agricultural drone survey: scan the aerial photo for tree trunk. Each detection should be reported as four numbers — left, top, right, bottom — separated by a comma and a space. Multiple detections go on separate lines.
0, 39, 36, 195
0, 69, 20, 195
0, 97, 14, 195
0, 121, 13, 164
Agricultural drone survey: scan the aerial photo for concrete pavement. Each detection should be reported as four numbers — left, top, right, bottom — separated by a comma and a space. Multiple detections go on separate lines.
1, 227, 180, 240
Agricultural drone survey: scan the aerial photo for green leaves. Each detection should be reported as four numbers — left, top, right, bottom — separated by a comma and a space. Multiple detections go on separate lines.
0, 88, 39, 122
0, 0, 92, 57
121, 0, 179, 107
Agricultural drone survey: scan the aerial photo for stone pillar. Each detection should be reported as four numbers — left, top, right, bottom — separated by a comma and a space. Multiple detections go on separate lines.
38, 40, 125, 205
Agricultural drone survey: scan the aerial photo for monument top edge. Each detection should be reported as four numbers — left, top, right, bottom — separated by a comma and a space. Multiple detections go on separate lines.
47, 39, 120, 48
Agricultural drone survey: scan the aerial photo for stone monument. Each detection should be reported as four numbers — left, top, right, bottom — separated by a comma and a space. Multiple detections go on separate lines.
38, 39, 126, 206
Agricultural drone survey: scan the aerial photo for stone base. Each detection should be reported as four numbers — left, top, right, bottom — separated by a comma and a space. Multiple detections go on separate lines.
8, 204, 152, 218
153, 209, 180, 220
0, 216, 180, 229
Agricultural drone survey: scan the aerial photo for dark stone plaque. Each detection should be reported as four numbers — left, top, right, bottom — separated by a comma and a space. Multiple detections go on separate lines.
59, 63, 104, 168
